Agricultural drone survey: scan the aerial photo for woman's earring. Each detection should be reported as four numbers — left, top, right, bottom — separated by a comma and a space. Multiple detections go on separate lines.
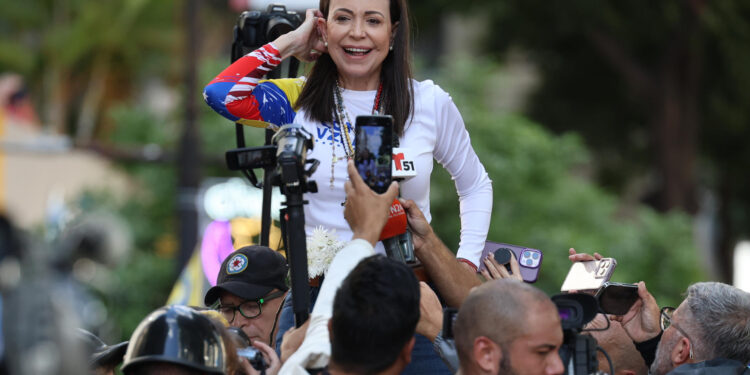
324, 41, 328, 47
389, 44, 393, 51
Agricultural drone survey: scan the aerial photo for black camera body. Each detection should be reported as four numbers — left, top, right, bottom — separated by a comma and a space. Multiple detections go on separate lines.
237, 4, 302, 50
225, 124, 318, 193
237, 346, 267, 371
552, 293, 601, 375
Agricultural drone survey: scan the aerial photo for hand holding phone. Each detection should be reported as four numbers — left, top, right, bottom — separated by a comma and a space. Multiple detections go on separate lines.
609, 281, 663, 343
596, 282, 639, 315
479, 241, 543, 283
355, 115, 393, 194
481, 248, 523, 282
560, 258, 617, 292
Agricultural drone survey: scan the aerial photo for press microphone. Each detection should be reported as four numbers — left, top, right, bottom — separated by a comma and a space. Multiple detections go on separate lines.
392, 147, 417, 181
379, 200, 416, 263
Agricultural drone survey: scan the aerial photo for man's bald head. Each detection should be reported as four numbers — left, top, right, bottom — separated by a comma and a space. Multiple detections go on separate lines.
454, 279, 559, 369
587, 314, 648, 375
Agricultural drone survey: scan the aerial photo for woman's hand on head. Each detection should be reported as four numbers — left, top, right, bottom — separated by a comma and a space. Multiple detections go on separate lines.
276, 9, 327, 61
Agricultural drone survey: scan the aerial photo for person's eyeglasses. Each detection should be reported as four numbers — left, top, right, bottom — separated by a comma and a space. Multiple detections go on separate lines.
660, 306, 694, 359
217, 290, 286, 323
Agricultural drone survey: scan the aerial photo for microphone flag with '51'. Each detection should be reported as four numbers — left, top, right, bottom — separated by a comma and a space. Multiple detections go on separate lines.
379, 199, 416, 263
392, 147, 417, 180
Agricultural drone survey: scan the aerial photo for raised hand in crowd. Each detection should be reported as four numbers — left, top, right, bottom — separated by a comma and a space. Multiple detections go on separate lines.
480, 250, 523, 282
399, 198, 435, 251
415, 281, 443, 342
399, 198, 481, 307
610, 281, 662, 343
343, 160, 399, 246
567, 248, 662, 343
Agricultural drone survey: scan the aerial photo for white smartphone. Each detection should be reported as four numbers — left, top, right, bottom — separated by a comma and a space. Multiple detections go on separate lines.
560, 258, 617, 292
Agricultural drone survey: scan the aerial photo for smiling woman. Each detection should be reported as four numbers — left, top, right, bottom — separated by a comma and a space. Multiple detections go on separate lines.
203, 0, 493, 373
322, 0, 394, 90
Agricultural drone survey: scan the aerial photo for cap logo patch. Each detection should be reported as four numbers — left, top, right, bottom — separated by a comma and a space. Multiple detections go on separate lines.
227, 254, 248, 274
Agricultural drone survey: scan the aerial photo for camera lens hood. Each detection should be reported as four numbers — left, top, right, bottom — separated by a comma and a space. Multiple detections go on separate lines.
551, 293, 598, 331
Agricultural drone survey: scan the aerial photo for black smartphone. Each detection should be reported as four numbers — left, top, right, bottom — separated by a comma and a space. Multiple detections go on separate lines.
596, 282, 639, 315
354, 115, 393, 194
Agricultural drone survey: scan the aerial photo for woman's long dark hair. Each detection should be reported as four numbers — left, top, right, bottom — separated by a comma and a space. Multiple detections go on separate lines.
295, 0, 414, 136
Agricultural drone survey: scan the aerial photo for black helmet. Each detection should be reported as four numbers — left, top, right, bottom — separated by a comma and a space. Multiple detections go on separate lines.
76, 328, 128, 368
120, 305, 226, 374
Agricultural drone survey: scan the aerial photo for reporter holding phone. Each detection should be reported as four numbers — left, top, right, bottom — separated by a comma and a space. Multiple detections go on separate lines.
566, 249, 750, 374
204, 0, 492, 372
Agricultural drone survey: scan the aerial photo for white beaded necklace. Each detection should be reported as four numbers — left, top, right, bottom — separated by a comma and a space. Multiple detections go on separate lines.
328, 80, 383, 189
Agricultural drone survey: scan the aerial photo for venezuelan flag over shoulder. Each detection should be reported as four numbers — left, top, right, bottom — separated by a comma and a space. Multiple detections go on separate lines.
202, 43, 304, 129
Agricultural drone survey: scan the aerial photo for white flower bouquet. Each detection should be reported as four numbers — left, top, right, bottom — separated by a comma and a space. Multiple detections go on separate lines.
306, 226, 345, 278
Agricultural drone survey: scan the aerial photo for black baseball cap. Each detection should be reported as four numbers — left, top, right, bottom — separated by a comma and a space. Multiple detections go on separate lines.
204, 245, 289, 306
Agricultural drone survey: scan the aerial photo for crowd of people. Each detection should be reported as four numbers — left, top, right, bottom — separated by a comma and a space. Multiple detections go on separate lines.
7, 0, 748, 373
71, 161, 748, 375
152, 0, 750, 373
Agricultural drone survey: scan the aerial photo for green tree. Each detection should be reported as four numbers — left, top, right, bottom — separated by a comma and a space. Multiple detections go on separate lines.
427, 58, 704, 305
0, 0, 179, 140
441, 0, 750, 282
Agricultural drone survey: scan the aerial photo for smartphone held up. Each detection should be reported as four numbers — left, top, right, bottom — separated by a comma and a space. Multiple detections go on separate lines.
596, 282, 639, 315
479, 241, 543, 283
354, 115, 393, 194
560, 258, 617, 293
560, 255, 640, 316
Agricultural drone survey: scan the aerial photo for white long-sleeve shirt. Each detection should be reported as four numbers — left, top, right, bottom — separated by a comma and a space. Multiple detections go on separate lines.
204, 43, 493, 267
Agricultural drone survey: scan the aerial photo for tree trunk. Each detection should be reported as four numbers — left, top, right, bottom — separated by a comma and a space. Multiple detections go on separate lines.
176, 0, 201, 272
75, 54, 109, 143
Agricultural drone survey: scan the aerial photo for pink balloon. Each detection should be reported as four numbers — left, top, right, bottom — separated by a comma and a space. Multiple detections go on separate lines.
201, 220, 235, 286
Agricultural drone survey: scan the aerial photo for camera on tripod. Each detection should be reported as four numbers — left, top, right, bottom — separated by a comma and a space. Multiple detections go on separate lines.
236, 4, 302, 50
552, 293, 606, 375
225, 5, 313, 327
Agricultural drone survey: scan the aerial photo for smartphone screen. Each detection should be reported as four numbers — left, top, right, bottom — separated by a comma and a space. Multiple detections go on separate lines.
597, 282, 639, 315
355, 115, 393, 194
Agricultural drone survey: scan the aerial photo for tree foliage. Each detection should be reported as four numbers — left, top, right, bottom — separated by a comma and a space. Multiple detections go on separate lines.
0, 0, 179, 139
439, 0, 750, 281
427, 58, 704, 305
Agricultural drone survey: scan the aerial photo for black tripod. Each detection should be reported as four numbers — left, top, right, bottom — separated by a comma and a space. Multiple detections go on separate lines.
227, 7, 315, 327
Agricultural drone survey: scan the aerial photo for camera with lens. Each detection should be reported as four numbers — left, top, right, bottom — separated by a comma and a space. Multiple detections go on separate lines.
552, 293, 604, 375
236, 346, 267, 371
237, 4, 302, 50
227, 327, 268, 371
225, 124, 318, 193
